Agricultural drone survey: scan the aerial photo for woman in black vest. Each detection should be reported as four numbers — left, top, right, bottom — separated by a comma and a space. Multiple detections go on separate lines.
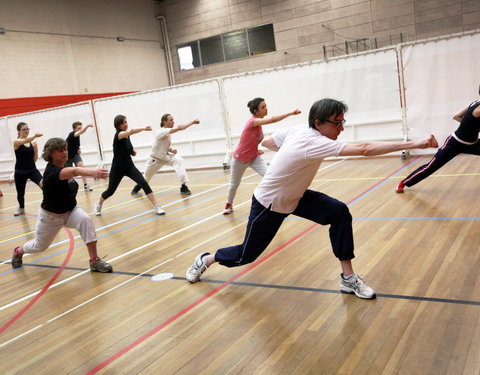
13, 122, 43, 216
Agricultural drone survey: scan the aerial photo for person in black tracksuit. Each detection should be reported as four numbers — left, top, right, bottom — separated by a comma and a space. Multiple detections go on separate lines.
94, 115, 166, 216
13, 122, 43, 216
65, 121, 95, 191
397, 86, 480, 193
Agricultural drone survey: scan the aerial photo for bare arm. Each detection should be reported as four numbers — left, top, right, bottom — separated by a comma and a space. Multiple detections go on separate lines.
60, 167, 109, 180
169, 118, 200, 134
252, 109, 301, 127
453, 106, 469, 122
118, 126, 152, 139
261, 136, 280, 152
32, 142, 39, 162
13, 133, 43, 150
339, 134, 438, 157
74, 124, 94, 137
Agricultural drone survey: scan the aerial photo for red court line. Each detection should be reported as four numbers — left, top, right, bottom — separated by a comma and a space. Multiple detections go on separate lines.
87, 160, 416, 374
0, 227, 75, 335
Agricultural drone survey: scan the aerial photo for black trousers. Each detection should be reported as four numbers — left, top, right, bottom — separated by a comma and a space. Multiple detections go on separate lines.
14, 169, 42, 208
101, 162, 153, 200
215, 190, 355, 267
403, 135, 480, 187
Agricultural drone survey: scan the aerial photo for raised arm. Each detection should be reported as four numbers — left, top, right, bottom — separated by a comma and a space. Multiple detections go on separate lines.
252, 109, 301, 127
339, 134, 438, 157
118, 126, 152, 139
74, 123, 94, 137
13, 133, 43, 150
170, 118, 200, 134
60, 167, 109, 180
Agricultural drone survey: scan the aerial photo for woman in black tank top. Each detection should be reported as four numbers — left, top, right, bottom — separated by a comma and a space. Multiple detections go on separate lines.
94, 115, 166, 216
13, 122, 43, 216
397, 85, 480, 193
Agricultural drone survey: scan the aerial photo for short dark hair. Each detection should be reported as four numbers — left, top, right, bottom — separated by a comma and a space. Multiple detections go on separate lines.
247, 97, 265, 115
308, 98, 348, 128
42, 138, 67, 162
72, 121, 82, 130
114, 115, 126, 130
160, 113, 171, 127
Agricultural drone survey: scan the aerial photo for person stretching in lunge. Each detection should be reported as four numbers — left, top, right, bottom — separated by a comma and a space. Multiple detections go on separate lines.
131, 114, 199, 197
65, 121, 95, 191
186, 98, 438, 299
11, 138, 112, 272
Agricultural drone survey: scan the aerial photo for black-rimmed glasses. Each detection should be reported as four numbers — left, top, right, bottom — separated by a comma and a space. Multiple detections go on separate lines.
325, 119, 346, 128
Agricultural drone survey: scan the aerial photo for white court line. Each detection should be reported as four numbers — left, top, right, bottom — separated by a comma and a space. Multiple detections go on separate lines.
0, 160, 345, 346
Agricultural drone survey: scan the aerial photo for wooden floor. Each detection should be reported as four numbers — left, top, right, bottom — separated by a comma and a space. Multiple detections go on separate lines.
1, 154, 479, 375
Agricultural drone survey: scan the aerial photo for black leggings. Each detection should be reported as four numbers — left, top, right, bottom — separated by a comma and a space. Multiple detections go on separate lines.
403, 135, 480, 187
14, 169, 43, 208
101, 162, 153, 200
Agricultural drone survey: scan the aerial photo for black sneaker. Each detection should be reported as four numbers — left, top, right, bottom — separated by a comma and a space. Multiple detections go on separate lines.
180, 184, 191, 195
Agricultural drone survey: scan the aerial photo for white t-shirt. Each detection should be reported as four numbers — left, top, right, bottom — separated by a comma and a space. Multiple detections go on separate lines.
150, 128, 172, 161
254, 127, 345, 214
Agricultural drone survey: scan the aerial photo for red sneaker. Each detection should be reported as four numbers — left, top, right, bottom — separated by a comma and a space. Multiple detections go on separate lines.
396, 181, 405, 193
223, 203, 233, 215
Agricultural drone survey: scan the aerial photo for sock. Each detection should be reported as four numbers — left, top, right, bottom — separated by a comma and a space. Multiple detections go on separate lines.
342, 273, 354, 280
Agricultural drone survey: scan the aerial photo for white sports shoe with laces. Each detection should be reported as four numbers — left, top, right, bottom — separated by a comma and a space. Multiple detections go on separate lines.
186, 252, 211, 283
340, 273, 376, 299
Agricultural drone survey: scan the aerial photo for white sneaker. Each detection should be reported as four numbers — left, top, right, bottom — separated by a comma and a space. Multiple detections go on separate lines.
186, 252, 211, 283
84, 184, 93, 191
94, 202, 102, 216
340, 273, 376, 299
14, 207, 25, 216
154, 206, 166, 215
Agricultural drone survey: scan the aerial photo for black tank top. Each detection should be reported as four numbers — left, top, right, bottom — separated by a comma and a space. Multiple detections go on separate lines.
112, 131, 134, 165
14, 143, 36, 171
454, 101, 480, 143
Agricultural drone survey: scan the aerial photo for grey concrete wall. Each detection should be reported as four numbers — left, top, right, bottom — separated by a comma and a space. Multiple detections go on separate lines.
157, 0, 480, 84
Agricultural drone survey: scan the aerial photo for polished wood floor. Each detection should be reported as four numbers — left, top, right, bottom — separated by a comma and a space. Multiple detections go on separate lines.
1, 155, 479, 375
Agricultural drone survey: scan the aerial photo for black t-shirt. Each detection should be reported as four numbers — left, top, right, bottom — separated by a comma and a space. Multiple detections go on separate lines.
41, 163, 78, 214
454, 100, 480, 143
66, 131, 80, 159
14, 143, 36, 170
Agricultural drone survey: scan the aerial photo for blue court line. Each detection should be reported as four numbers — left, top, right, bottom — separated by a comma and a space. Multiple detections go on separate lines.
347, 158, 421, 206
13, 263, 480, 307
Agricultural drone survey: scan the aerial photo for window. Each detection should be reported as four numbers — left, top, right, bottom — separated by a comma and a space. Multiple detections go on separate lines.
177, 24, 275, 70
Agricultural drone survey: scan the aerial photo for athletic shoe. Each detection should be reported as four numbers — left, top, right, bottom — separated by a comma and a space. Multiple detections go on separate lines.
154, 206, 166, 215
396, 181, 405, 193
340, 273, 376, 299
89, 257, 113, 273
84, 184, 93, 191
131, 188, 141, 196
186, 252, 211, 283
180, 184, 191, 195
14, 207, 25, 216
223, 203, 233, 215
11, 246, 23, 269
94, 202, 102, 216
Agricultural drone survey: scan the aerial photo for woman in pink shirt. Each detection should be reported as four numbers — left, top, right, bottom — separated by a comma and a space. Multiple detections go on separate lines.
223, 97, 301, 214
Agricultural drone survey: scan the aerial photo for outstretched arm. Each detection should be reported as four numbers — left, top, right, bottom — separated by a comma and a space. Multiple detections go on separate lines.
118, 126, 152, 139
170, 118, 200, 134
60, 167, 109, 180
74, 123, 94, 137
339, 134, 438, 157
13, 133, 43, 150
453, 106, 469, 122
252, 109, 301, 127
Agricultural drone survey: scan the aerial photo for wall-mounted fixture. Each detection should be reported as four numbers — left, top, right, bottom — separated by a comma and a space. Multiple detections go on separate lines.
0, 28, 5, 34
116, 36, 125, 42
